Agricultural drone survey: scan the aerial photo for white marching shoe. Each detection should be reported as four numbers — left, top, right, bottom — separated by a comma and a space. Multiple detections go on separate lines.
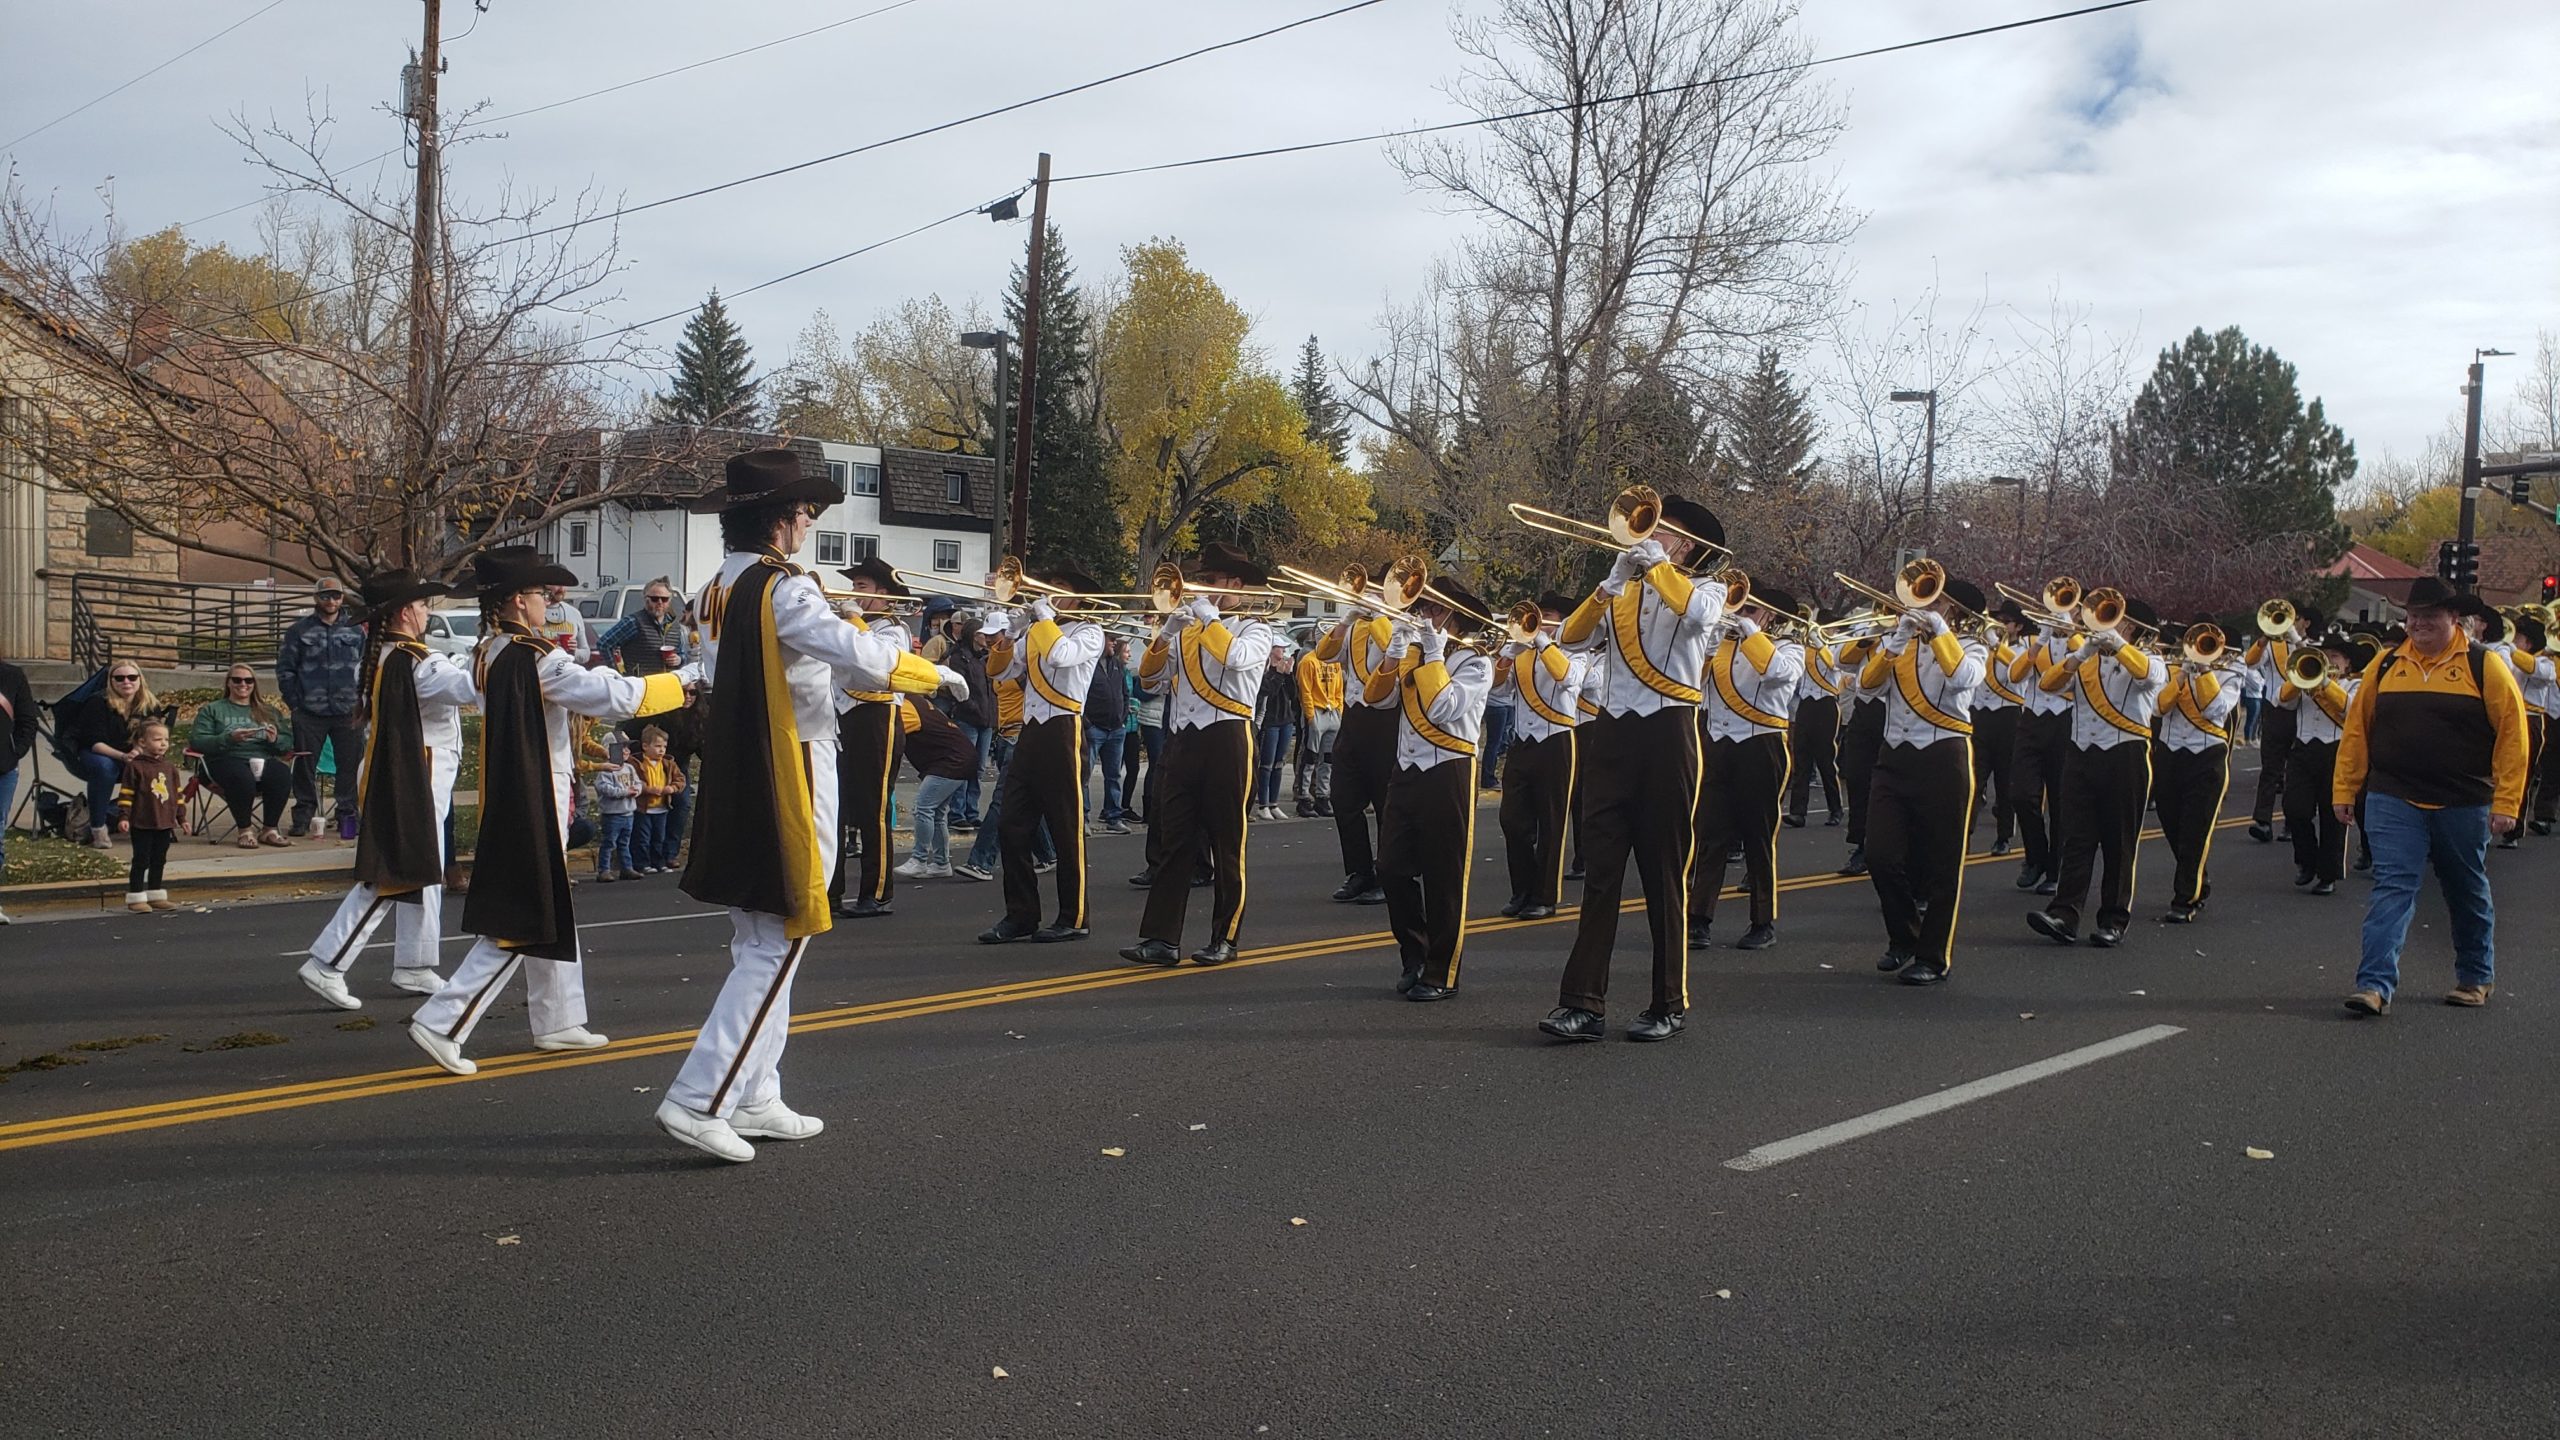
407, 1021, 476, 1076
655, 1100, 755, 1163
729, 1098, 824, 1141
388, 966, 446, 996
533, 1026, 610, 1052
297, 958, 362, 1011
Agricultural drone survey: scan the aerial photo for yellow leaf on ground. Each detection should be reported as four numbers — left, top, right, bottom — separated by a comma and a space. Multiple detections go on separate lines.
2245, 1147, 2275, 1161
1290, 1217, 1309, 1226
991, 1366, 1009, 1380
1100, 1147, 1126, 1158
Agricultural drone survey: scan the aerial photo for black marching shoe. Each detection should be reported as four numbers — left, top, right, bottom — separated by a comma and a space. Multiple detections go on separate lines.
1825, 812, 1844, 827
2496, 832, 2521, 850
2026, 910, 2079, 945
978, 917, 1039, 945
1295, 798, 1317, 818
1876, 948, 1912, 973
1725, 842, 1744, 863
2275, 829, 2293, 844
1782, 813, 1807, 829
1625, 1006, 1685, 1042
2532, 819, 2554, 837
1687, 922, 1711, 949
2354, 847, 2372, 872
1332, 874, 1375, 903
1126, 870, 1155, 889
2310, 879, 2337, 896
1352, 884, 1387, 905
1191, 869, 1213, 889
1990, 837, 2013, 857
1118, 939, 1182, 967
2161, 904, 2199, 925
1406, 982, 1456, 1003
1314, 798, 1335, 817
1396, 966, 1422, 995
1538, 1007, 1605, 1042
2294, 866, 2315, 887
1899, 960, 1948, 986
2014, 860, 2044, 890
1837, 845, 1868, 877
838, 897, 892, 919
2248, 822, 2272, 844
2088, 926, 2122, 948
1032, 923, 1089, 943
1734, 923, 1777, 951
1189, 940, 1240, 966
1517, 902, 1557, 921
2035, 875, 2059, 896
1564, 860, 1586, 881
1499, 893, 1526, 918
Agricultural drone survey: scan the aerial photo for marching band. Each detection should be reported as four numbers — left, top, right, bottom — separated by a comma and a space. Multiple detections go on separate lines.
272, 446, 2554, 1159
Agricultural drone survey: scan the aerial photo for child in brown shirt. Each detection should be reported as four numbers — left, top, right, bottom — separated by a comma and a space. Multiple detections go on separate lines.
120, 719, 183, 913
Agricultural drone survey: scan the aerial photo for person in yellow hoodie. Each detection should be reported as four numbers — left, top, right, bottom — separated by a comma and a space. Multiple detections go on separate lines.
2336, 578, 2529, 1015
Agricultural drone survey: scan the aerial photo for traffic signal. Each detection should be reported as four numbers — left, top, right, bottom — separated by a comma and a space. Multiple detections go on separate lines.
2542, 574, 2557, 602
2454, 541, 2481, 588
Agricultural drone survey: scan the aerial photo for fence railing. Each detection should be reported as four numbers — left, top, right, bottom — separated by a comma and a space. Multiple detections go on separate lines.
57, 571, 319, 671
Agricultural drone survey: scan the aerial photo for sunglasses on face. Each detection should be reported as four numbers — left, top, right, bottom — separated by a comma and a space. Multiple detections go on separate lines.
227, 677, 255, 686
647, 595, 671, 604
111, 674, 140, 682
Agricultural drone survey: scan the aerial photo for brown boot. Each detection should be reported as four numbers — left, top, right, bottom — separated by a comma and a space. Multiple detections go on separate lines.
2444, 983, 2493, 1007
2342, 989, 2389, 1016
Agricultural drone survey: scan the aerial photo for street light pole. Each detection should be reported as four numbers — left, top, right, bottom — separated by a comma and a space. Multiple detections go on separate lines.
1891, 388, 1938, 549
2457, 347, 2512, 594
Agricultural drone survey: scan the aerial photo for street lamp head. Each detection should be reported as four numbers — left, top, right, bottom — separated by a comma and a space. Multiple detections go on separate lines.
1889, 389, 1933, 403
960, 331, 1008, 350
2479, 348, 2514, 360
1986, 475, 2026, 487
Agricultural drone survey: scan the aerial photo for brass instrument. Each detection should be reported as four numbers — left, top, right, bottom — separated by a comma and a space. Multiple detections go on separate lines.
1372, 551, 1502, 653
2257, 598, 2297, 639
1272, 561, 1376, 611
1149, 561, 1289, 618
1503, 599, 1546, 646
2285, 647, 2331, 691
1509, 483, 1732, 570
820, 588, 924, 615
1835, 557, 1990, 627
1994, 581, 2078, 631
2183, 621, 2228, 668
2043, 576, 2082, 615
1715, 566, 1752, 612
2077, 587, 2159, 642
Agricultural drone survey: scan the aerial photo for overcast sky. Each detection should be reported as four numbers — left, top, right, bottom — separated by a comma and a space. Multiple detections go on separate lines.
5, 0, 2555, 473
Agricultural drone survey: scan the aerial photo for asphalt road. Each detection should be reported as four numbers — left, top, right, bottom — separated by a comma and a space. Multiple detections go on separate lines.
4, 751, 2554, 1439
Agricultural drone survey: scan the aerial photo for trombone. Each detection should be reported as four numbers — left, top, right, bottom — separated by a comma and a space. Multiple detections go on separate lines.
1995, 579, 2080, 632
2284, 646, 2333, 692
1835, 557, 1987, 627
1510, 483, 1732, 571
2077, 586, 2159, 642
2256, 598, 2298, 639
1270, 561, 1376, 611
1148, 561, 1291, 619
1375, 551, 1503, 654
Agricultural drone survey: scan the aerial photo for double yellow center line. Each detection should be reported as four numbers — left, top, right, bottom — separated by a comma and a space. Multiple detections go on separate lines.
0, 817, 2242, 1153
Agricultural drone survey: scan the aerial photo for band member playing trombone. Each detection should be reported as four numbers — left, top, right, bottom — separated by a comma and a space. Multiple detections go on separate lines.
2007, 589, 2078, 895
1540, 493, 1725, 1044
1691, 581, 1803, 952
2245, 602, 2313, 844
831, 556, 914, 919
1123, 543, 1273, 968
1497, 592, 1585, 922
1374, 574, 1495, 1000
2281, 634, 2355, 894
980, 569, 1105, 944
1784, 614, 1844, 829
1317, 576, 1397, 906
1833, 627, 1886, 876
1861, 574, 1989, 985
1971, 606, 2025, 857
2507, 614, 2557, 833
2154, 622, 2245, 922
2026, 592, 2165, 948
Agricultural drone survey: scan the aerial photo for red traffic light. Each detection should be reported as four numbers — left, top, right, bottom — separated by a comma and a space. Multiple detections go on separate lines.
2543, 574, 2558, 601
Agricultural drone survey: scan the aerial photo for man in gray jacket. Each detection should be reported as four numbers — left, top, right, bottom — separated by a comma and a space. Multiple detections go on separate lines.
276, 579, 370, 836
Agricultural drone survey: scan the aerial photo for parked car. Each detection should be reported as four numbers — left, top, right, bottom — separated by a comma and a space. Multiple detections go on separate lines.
423, 608, 478, 660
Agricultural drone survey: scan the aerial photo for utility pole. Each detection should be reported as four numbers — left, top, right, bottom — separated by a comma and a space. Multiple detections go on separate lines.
1007, 153, 1051, 561
402, 0, 443, 571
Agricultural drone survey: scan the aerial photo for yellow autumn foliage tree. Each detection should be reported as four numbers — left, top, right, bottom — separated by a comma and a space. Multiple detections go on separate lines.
1096, 240, 1368, 577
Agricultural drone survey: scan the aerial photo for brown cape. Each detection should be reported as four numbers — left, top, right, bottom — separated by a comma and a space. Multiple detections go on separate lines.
459, 631, 580, 960
350, 641, 444, 900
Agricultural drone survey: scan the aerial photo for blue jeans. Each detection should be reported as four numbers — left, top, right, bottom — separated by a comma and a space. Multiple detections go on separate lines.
1256, 723, 1296, 806
634, 810, 672, 869
70, 751, 122, 827
967, 782, 1053, 871
2241, 695, 2263, 743
1480, 703, 1515, 788
911, 775, 964, 866
1085, 726, 1126, 822
0, 767, 17, 876
953, 722, 992, 823
596, 811, 634, 874
2356, 793, 2494, 1001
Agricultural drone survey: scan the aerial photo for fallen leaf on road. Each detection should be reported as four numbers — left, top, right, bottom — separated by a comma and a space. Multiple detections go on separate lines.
1100, 1147, 1126, 1157
493, 1234, 521, 1246
631, 1086, 651, 1093
1188, 1123, 1207, 1131
1290, 1217, 1308, 1226
1714, 1289, 1732, 1300
2245, 1147, 2274, 1161
991, 1366, 1009, 1380
1817, 963, 1833, 970
2127, 989, 2148, 996
2018, 1012, 2036, 1020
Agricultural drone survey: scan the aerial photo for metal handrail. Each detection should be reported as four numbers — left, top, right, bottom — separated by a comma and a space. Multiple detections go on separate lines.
57, 571, 320, 671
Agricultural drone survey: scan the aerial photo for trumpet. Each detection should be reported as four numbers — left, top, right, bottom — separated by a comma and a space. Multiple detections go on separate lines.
1510, 483, 1731, 571
2285, 647, 2332, 691
2257, 598, 2297, 639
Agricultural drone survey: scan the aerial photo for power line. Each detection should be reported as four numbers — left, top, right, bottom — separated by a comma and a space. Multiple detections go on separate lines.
1052, 0, 2154, 184
2, 0, 292, 152
596, 201, 993, 342
180, 0, 944, 229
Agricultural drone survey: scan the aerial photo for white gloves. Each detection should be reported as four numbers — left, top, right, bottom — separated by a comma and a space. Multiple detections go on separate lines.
936, 664, 970, 702
1922, 609, 1951, 638
1025, 598, 1056, 626
1186, 596, 1220, 626
1732, 615, 1761, 640
673, 661, 707, 689
1415, 625, 1447, 662
1629, 538, 1669, 571
2092, 629, 2125, 654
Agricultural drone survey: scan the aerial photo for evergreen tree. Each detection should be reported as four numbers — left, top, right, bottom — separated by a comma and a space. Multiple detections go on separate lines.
657, 289, 762, 429
1291, 335, 1351, 463
1709, 348, 1817, 492
2117, 325, 2354, 560
998, 224, 1129, 582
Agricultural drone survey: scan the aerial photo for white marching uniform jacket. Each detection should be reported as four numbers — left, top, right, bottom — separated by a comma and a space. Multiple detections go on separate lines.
995, 603, 1104, 724
2281, 669, 2353, 746
1502, 637, 1588, 743
1320, 613, 1402, 712
1976, 641, 2024, 712
476, 629, 678, 841
2158, 664, 2246, 751
832, 612, 920, 712
1795, 641, 1843, 707
2010, 630, 2076, 717
1376, 631, 1494, 772
1139, 602, 1273, 730
2036, 636, 2166, 751
1701, 621, 1804, 741
2500, 645, 2557, 718
1859, 620, 1986, 749
1560, 564, 1725, 718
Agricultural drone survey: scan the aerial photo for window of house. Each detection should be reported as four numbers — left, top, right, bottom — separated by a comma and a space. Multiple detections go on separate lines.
815, 531, 848, 566
851, 462, 881, 496
850, 535, 881, 563
84, 506, 133, 558
826, 460, 850, 495
567, 520, 589, 557
943, 470, 968, 506
932, 540, 962, 573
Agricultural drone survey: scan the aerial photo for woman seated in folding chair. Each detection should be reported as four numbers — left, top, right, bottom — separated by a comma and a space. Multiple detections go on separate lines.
189, 664, 297, 848
63, 661, 163, 848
